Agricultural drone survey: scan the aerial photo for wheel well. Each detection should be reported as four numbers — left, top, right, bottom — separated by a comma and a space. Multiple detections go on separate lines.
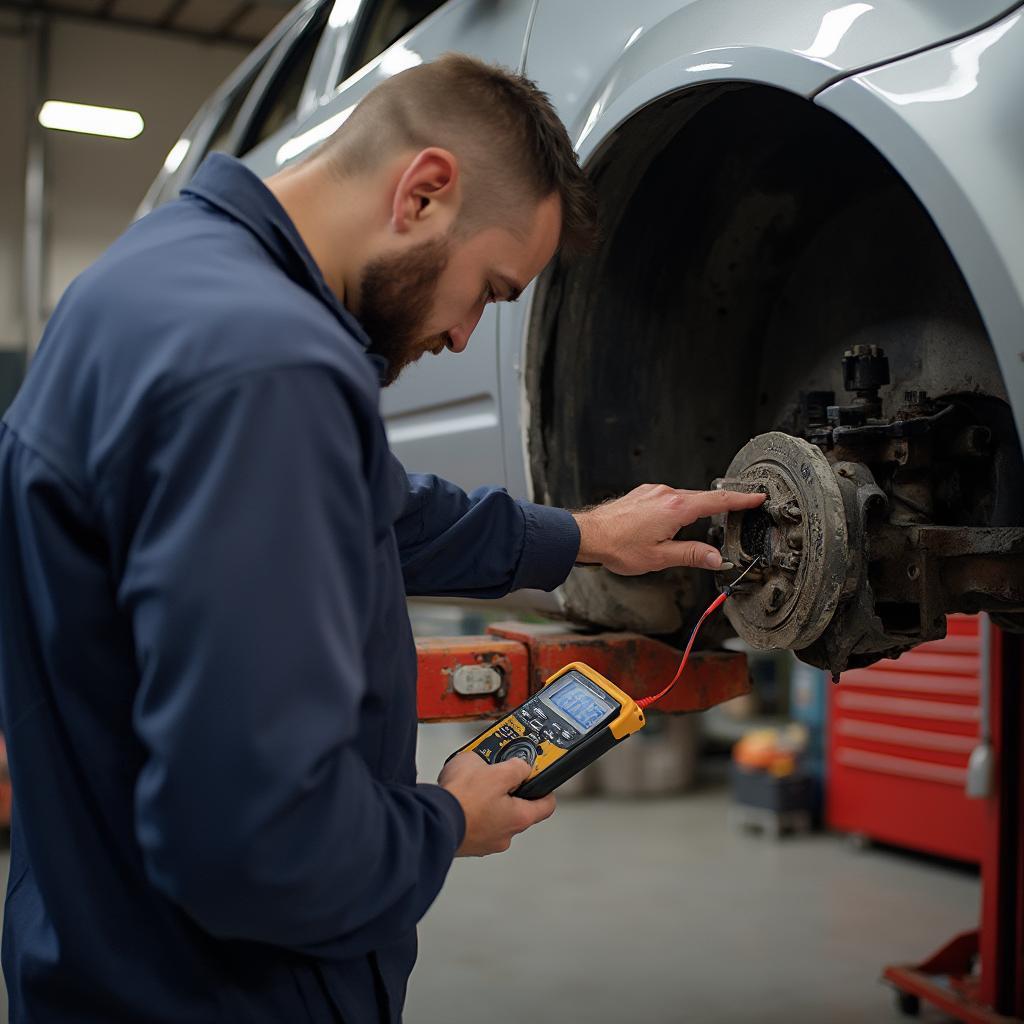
528, 82, 1012, 632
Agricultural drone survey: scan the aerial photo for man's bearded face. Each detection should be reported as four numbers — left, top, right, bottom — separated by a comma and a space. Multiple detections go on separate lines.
357, 234, 451, 386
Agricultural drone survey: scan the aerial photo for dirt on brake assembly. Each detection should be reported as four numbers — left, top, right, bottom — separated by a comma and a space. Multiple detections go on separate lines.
709, 346, 1024, 677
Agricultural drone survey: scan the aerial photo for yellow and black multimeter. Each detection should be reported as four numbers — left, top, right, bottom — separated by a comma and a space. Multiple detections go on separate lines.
449, 662, 647, 799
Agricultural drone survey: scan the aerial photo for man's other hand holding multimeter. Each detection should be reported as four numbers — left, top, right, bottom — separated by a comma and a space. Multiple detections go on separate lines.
434, 483, 766, 857
438, 752, 557, 856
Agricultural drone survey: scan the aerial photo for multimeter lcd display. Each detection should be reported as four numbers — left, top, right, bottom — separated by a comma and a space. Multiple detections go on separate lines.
548, 678, 612, 731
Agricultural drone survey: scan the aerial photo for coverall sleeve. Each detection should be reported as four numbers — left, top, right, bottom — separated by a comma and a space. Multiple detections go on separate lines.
395, 470, 581, 598
118, 365, 464, 958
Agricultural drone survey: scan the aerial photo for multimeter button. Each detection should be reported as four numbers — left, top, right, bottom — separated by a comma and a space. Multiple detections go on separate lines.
561, 729, 573, 740
528, 719, 543, 731
497, 739, 538, 766
535, 708, 547, 719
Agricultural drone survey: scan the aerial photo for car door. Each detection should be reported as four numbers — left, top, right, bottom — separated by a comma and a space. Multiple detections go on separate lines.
249, 0, 539, 492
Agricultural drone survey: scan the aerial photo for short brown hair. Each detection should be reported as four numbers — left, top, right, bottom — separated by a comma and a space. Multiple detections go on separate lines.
318, 53, 597, 255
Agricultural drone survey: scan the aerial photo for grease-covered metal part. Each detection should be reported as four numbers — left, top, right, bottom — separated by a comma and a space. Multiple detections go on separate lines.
711, 423, 1024, 677
712, 432, 848, 653
798, 461, 900, 675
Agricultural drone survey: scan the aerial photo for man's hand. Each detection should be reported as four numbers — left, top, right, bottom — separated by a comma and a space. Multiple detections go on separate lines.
572, 484, 766, 576
438, 751, 556, 857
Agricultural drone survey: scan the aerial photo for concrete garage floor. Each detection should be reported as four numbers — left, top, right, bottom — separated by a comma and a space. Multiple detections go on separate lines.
407, 723, 979, 1024
0, 726, 978, 1023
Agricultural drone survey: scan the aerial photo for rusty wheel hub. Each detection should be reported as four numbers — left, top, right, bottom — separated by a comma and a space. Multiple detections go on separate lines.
713, 432, 848, 652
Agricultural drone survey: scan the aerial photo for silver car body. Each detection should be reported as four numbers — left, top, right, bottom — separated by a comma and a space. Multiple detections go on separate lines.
143, 0, 1024, 616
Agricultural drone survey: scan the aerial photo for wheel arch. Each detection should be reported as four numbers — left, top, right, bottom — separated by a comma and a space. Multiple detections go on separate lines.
814, 61, 1024, 446
524, 73, 1019, 633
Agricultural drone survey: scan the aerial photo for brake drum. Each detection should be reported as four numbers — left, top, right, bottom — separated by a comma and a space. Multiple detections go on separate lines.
714, 432, 849, 651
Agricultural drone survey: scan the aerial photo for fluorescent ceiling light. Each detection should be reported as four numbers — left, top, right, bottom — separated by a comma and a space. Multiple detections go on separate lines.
38, 100, 144, 139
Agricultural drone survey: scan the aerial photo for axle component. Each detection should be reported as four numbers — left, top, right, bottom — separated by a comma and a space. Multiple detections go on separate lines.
711, 347, 1024, 677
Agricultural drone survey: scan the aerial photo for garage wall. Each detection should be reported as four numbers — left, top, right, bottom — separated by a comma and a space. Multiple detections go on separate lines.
0, 17, 246, 363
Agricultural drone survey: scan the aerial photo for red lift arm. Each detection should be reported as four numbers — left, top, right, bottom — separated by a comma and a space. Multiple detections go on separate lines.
415, 621, 751, 723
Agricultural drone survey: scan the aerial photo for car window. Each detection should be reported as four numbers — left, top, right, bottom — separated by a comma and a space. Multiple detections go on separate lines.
239, 3, 333, 155
341, 0, 447, 82
143, 62, 262, 212
206, 70, 261, 157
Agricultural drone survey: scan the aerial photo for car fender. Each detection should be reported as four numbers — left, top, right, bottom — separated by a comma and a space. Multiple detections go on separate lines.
815, 8, 1024, 443
499, 1, 1024, 500
525, 0, 1023, 160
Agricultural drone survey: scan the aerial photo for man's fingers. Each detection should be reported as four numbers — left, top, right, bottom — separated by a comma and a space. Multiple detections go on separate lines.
676, 488, 766, 522
657, 540, 726, 570
513, 793, 557, 832
497, 757, 534, 791
436, 749, 475, 785
530, 793, 557, 824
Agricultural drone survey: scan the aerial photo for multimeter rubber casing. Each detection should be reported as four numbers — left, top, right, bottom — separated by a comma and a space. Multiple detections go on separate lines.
449, 662, 647, 799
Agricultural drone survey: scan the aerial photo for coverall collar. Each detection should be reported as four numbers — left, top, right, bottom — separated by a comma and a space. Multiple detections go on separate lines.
183, 154, 376, 354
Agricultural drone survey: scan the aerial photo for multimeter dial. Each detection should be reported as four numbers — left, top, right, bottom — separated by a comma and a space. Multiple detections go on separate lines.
496, 739, 538, 766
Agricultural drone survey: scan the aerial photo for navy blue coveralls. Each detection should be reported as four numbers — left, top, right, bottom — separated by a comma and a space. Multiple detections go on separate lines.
0, 154, 580, 1022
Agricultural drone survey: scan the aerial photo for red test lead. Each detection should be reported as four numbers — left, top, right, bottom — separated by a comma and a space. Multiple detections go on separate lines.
450, 558, 765, 799
636, 557, 764, 711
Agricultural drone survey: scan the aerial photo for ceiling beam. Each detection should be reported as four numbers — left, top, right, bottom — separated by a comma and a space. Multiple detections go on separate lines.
214, 1, 254, 42
0, 0, 260, 47
157, 0, 186, 29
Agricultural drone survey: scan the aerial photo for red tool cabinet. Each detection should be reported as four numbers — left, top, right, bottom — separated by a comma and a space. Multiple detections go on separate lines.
827, 614, 988, 863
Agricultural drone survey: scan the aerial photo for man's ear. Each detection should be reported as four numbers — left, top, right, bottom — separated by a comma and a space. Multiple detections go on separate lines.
391, 147, 460, 235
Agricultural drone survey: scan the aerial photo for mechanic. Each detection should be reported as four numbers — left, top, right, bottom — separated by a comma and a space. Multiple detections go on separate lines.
0, 55, 764, 1023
